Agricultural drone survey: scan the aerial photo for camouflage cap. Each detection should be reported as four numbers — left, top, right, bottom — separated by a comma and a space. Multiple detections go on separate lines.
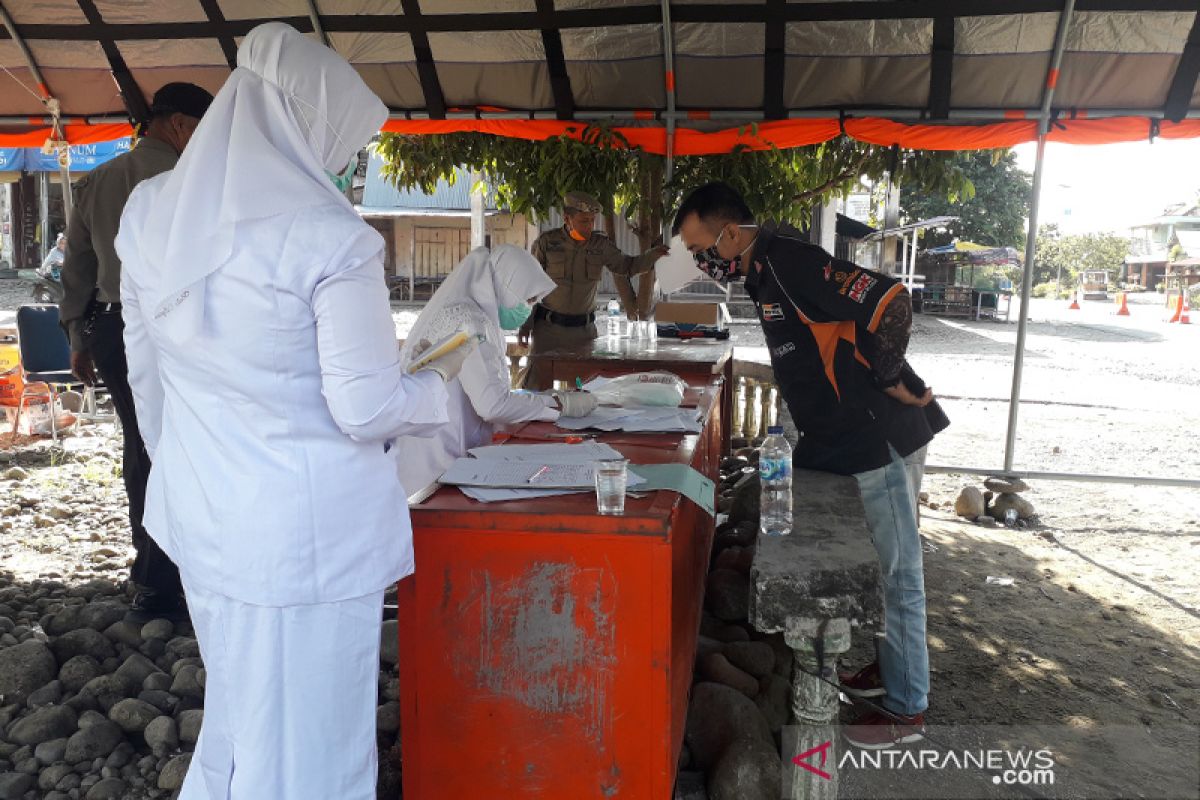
563, 191, 602, 214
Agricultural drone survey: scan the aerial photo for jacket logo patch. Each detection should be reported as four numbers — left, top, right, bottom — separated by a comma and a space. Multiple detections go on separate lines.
761, 303, 785, 321
847, 274, 877, 303
837, 268, 862, 295
823, 262, 833, 281
772, 342, 796, 357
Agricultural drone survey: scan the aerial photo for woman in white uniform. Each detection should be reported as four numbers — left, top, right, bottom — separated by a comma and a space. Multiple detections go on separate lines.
394, 244, 596, 495
115, 22, 471, 799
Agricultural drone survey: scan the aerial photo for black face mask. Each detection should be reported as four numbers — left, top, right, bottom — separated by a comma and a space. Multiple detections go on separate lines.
693, 226, 756, 287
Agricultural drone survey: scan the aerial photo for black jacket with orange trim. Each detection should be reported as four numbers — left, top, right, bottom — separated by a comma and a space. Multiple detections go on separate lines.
743, 221, 948, 475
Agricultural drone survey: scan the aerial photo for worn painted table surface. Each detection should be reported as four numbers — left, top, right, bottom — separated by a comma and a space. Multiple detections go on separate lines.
528, 337, 734, 455
396, 379, 722, 799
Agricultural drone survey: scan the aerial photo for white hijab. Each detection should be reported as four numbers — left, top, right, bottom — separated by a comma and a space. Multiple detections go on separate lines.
400, 244, 556, 369
139, 21, 387, 342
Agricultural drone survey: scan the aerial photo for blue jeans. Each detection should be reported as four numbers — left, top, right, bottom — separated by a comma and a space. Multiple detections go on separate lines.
853, 445, 929, 716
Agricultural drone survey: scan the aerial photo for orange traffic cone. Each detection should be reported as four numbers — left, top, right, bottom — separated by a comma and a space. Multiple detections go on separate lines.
1068, 289, 1081, 310
1181, 294, 1192, 325
1167, 294, 1183, 323
1115, 292, 1130, 316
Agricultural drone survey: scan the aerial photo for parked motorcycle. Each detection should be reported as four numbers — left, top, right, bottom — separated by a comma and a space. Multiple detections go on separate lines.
32, 265, 65, 304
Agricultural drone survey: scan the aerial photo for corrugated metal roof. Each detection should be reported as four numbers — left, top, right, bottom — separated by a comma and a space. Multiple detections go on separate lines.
362, 153, 498, 212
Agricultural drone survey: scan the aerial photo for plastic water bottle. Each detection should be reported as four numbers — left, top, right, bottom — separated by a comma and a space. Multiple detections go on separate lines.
606, 299, 622, 338
759, 425, 793, 536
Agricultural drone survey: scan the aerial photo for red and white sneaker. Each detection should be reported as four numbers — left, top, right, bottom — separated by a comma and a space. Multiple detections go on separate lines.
837, 660, 886, 699
842, 709, 926, 750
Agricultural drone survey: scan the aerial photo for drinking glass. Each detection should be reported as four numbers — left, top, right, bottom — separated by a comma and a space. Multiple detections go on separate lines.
594, 459, 628, 515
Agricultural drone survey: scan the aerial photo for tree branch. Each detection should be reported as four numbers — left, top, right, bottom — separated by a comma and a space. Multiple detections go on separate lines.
791, 150, 873, 205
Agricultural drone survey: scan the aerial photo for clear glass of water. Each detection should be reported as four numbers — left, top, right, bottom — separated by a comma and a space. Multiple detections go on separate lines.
594, 459, 628, 515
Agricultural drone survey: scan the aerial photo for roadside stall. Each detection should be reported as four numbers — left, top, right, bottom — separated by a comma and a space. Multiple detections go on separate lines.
920, 242, 1021, 322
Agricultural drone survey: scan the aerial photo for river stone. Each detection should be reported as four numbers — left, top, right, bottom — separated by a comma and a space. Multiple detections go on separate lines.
954, 486, 985, 518
50, 628, 114, 663
0, 641, 57, 706
139, 620, 173, 642
33, 737, 68, 764
65, 721, 123, 763
684, 682, 772, 771
58, 656, 102, 694
84, 777, 127, 800
102, 621, 143, 648
379, 620, 399, 666
705, 569, 750, 622
108, 699, 159, 734
722, 641, 775, 679
143, 716, 178, 757
157, 754, 191, 790
169, 665, 203, 700
699, 653, 759, 698
984, 476, 1029, 494
990, 492, 1036, 521
142, 671, 172, 693
713, 545, 754, 575
45, 607, 88, 637
114, 654, 161, 690
754, 674, 792, 734
7, 705, 77, 745
177, 709, 203, 745
39, 763, 74, 791
707, 736, 782, 800
80, 675, 132, 713
26, 678, 63, 707
78, 604, 126, 633
699, 615, 750, 644
0, 772, 34, 800
376, 701, 400, 735
728, 473, 761, 523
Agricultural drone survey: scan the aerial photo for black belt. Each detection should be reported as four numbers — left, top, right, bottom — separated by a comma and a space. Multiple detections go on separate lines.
93, 301, 122, 314
534, 305, 594, 328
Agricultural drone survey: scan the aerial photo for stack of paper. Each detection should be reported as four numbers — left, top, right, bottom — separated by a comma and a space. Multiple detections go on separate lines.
440, 442, 644, 504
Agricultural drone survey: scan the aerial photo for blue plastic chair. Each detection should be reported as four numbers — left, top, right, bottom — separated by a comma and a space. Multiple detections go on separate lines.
12, 304, 86, 441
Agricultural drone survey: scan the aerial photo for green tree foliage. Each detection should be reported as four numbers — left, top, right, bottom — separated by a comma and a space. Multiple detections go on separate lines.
900, 150, 1031, 249
1033, 224, 1131, 288
374, 126, 974, 247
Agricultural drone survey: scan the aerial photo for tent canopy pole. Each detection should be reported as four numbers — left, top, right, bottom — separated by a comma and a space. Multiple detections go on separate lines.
1004, 0, 1076, 472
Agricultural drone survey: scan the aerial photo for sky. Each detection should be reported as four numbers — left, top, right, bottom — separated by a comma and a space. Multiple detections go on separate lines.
1012, 137, 1200, 235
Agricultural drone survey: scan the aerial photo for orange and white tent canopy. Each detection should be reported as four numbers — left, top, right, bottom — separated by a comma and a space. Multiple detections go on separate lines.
0, 0, 1198, 152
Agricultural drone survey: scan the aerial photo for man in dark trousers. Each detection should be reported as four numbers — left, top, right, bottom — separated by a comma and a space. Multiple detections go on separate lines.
674, 183, 949, 749
61, 82, 214, 621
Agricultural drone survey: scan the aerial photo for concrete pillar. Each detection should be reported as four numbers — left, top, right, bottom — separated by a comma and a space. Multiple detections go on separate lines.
784, 616, 851, 800
469, 170, 486, 249
817, 201, 837, 254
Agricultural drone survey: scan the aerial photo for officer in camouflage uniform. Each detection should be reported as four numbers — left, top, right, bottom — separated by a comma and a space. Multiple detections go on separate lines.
519, 191, 667, 387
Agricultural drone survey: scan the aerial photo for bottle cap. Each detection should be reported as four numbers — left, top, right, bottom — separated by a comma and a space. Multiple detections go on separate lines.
767, 425, 783, 435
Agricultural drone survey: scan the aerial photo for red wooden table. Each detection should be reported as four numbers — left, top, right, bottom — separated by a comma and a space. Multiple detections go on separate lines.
395, 379, 722, 799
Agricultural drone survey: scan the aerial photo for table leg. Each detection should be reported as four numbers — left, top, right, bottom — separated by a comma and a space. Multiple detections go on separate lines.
783, 617, 851, 800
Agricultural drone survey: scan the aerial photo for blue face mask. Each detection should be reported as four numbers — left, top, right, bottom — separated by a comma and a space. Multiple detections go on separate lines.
326, 157, 355, 193
498, 302, 533, 331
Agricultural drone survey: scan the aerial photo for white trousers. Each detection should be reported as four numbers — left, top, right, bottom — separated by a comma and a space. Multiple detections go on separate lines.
179, 583, 384, 800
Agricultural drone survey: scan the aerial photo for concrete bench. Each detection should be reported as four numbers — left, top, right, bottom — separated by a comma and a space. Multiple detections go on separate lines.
748, 411, 882, 799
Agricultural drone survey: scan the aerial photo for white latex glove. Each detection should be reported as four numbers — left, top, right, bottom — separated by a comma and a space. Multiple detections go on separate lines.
553, 390, 598, 418
414, 337, 476, 382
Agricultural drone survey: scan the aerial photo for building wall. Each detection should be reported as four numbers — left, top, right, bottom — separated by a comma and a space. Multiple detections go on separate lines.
373, 212, 531, 278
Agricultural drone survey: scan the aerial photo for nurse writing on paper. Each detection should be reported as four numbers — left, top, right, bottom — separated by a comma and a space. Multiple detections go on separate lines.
114, 22, 470, 799
393, 244, 598, 495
